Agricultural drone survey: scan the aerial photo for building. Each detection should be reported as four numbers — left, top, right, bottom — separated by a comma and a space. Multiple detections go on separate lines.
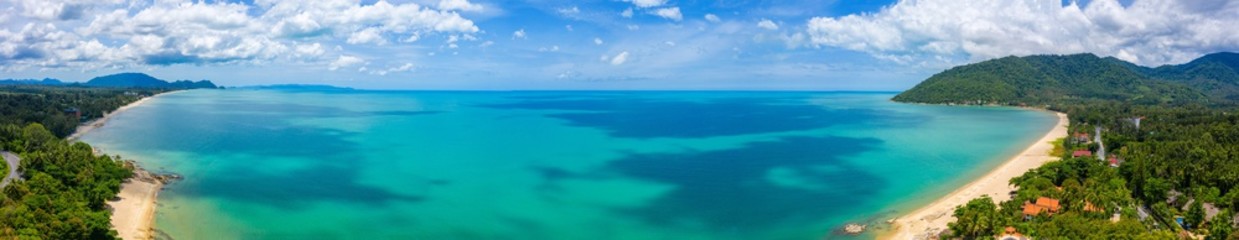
1022, 197, 1061, 219
1073, 132, 1091, 143
1108, 156, 1121, 167
64, 107, 81, 121
997, 226, 1028, 240
1072, 150, 1093, 158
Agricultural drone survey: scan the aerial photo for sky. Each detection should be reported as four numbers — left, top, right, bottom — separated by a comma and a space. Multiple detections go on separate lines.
0, 0, 1237, 90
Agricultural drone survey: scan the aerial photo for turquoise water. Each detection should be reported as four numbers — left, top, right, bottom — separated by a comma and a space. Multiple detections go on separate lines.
80, 90, 1057, 239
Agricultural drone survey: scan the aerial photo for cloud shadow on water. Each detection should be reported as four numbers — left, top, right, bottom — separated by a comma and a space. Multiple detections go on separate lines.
115, 100, 427, 209
589, 136, 888, 232
482, 97, 886, 139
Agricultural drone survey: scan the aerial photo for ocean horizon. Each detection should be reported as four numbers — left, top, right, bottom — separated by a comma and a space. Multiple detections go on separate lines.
80, 89, 1057, 239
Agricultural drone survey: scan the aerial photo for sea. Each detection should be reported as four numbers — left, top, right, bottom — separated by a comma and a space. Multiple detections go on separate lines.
79, 89, 1058, 239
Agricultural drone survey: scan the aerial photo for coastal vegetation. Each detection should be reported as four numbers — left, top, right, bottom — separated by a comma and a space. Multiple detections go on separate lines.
0, 74, 213, 239
0, 123, 132, 239
0, 86, 156, 138
898, 52, 1239, 239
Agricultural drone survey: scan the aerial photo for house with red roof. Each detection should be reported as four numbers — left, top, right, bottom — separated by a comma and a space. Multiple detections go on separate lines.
1072, 150, 1093, 158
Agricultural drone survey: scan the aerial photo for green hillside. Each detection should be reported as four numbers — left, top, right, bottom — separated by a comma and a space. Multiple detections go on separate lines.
892, 53, 1239, 107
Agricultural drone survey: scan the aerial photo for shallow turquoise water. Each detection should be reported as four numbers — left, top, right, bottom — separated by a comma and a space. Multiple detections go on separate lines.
81, 90, 1056, 239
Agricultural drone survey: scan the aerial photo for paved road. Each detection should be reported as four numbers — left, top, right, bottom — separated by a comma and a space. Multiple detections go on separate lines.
1, 151, 19, 188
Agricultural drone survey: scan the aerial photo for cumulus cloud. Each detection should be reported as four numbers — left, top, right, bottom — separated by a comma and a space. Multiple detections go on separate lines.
652, 7, 682, 21
757, 19, 779, 30
704, 14, 721, 23
437, 0, 483, 12
557, 6, 580, 15
610, 51, 630, 65
623, 0, 668, 8
513, 29, 527, 39
621, 8, 634, 18
0, 0, 481, 70
372, 62, 415, 75
805, 0, 1239, 66
594, 38, 603, 45
329, 55, 364, 71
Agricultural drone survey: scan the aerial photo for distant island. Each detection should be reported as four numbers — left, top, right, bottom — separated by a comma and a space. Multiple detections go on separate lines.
887, 52, 1239, 239
0, 72, 220, 89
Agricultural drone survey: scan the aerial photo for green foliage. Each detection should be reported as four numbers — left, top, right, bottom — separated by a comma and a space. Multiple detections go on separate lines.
1210, 209, 1233, 240
0, 123, 132, 239
0, 85, 161, 137
0, 85, 160, 239
893, 52, 1239, 110
892, 53, 1221, 106
949, 196, 1004, 239
1189, 200, 1206, 229
922, 52, 1239, 238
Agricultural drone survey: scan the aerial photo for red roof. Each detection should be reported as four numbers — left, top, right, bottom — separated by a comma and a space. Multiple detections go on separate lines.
1035, 197, 1061, 212
1072, 150, 1093, 157
1022, 197, 1062, 216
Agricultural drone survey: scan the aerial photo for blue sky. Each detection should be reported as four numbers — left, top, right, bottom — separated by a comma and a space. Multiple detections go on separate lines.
0, 0, 1235, 90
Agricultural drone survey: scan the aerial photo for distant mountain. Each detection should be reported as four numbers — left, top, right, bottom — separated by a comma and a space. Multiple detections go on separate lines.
0, 78, 64, 85
1151, 52, 1239, 101
892, 52, 1239, 106
1, 73, 218, 89
85, 72, 217, 89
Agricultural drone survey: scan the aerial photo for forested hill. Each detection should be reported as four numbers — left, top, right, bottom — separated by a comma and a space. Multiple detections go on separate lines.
892, 52, 1239, 106
0, 72, 218, 89
85, 73, 218, 89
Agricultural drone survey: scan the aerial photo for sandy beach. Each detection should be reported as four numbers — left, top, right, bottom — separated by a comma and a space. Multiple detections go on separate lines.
881, 112, 1068, 240
68, 91, 180, 141
108, 165, 164, 240
78, 91, 179, 240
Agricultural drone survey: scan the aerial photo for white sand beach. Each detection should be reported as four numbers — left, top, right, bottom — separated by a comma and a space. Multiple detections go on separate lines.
881, 112, 1068, 239
108, 166, 163, 240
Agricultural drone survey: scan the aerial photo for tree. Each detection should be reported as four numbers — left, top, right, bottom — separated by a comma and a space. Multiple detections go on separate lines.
1189, 200, 1206, 229
1210, 209, 1233, 240
949, 196, 1002, 239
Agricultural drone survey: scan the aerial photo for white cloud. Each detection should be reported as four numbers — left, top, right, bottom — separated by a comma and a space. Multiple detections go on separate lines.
372, 62, 415, 75
329, 55, 364, 71
805, 0, 1239, 66
594, 38, 603, 45
757, 19, 779, 30
652, 7, 682, 21
704, 14, 721, 23
621, 8, 634, 18
0, 0, 481, 70
437, 0, 483, 12
610, 51, 629, 65
513, 29, 527, 39
557, 6, 580, 15
623, 0, 668, 8
347, 28, 386, 45
294, 43, 325, 57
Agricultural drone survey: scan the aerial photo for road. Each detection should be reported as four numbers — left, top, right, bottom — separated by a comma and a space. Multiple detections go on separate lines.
1095, 126, 1106, 161
1, 151, 20, 188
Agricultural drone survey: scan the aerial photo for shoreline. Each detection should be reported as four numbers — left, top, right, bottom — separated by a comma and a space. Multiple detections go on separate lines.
76, 90, 181, 240
107, 163, 165, 240
879, 111, 1068, 239
68, 90, 181, 141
